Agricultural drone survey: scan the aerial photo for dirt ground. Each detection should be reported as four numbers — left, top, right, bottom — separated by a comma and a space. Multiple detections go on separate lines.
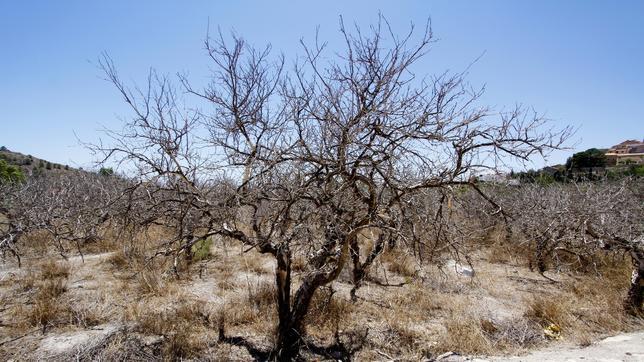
0, 239, 642, 361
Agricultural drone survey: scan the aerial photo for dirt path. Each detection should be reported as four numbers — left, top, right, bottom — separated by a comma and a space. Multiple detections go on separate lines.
490, 332, 644, 362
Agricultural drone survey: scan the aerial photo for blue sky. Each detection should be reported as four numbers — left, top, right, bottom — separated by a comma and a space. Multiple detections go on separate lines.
1, 1, 642, 169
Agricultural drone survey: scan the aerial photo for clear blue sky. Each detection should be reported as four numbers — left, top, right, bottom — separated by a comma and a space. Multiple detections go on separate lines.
1, 1, 642, 169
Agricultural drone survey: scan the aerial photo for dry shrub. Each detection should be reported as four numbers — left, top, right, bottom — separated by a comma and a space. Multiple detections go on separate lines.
306, 287, 352, 334
383, 319, 422, 351
106, 250, 130, 270
435, 315, 493, 355
39, 260, 70, 280
129, 299, 210, 360
380, 248, 417, 278
243, 253, 269, 274
524, 295, 568, 327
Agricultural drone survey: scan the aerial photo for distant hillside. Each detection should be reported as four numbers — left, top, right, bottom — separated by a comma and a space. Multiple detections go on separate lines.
0, 146, 76, 178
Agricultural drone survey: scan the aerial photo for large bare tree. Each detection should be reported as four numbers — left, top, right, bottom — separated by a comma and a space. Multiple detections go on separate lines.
95, 17, 570, 359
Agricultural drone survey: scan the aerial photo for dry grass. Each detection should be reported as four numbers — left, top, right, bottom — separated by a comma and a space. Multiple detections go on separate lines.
242, 253, 270, 274
434, 312, 543, 355
248, 281, 276, 309
39, 259, 71, 280
106, 250, 129, 270
520, 256, 634, 345
27, 280, 69, 331
524, 294, 568, 327
19, 260, 73, 332
435, 314, 494, 355
306, 287, 352, 336
2, 227, 641, 361
380, 248, 417, 278
218, 281, 277, 338
127, 298, 211, 360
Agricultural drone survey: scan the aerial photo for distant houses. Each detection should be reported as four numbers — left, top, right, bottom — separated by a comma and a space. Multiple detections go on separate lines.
493, 139, 644, 184
605, 140, 644, 166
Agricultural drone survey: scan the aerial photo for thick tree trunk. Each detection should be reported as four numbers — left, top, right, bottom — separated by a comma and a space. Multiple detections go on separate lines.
274, 247, 298, 361
625, 249, 644, 315
350, 233, 386, 300
273, 238, 350, 360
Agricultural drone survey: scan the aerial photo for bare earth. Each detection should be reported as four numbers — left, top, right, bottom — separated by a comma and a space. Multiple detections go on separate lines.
489, 332, 644, 362
1, 245, 643, 361
24, 328, 644, 361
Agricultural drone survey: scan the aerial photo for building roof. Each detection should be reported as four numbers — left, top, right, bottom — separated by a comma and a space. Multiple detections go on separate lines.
606, 139, 644, 155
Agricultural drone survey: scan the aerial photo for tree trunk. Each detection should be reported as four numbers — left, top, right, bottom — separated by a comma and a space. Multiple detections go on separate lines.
274, 247, 299, 361
350, 233, 386, 300
273, 238, 350, 360
535, 238, 547, 274
625, 249, 644, 315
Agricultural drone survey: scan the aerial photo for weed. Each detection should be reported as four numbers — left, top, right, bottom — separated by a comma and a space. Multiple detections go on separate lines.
381, 248, 417, 277
191, 237, 213, 262
39, 260, 70, 280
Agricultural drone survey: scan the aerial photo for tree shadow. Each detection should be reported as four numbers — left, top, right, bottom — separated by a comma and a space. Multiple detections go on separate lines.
218, 334, 271, 361
218, 332, 365, 361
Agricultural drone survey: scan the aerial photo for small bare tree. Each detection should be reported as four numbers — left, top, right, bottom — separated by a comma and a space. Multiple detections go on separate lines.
95, 16, 570, 359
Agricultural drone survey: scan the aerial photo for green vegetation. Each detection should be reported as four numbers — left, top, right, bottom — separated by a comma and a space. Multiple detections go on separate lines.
513, 148, 642, 184
190, 237, 213, 261
0, 159, 25, 184
99, 167, 114, 177
565, 148, 607, 170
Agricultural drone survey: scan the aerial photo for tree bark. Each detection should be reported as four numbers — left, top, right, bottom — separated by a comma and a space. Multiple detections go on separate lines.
273, 238, 349, 360
274, 247, 298, 361
625, 248, 644, 315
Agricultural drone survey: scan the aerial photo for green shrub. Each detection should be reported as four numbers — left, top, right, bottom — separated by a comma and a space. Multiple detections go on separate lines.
191, 237, 213, 261
0, 159, 25, 184
99, 167, 114, 176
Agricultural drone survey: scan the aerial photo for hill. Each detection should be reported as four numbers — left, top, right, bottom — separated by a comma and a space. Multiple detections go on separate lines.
0, 146, 75, 178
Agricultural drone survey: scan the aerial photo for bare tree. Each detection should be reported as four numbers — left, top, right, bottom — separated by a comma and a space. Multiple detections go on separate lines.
497, 180, 643, 314
94, 16, 570, 359
0, 171, 125, 265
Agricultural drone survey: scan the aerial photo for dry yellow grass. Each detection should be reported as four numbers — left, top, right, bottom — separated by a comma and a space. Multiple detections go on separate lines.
380, 248, 417, 278
126, 298, 211, 360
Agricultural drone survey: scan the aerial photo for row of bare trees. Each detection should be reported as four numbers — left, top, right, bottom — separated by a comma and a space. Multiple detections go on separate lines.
0, 171, 127, 265
490, 180, 643, 314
